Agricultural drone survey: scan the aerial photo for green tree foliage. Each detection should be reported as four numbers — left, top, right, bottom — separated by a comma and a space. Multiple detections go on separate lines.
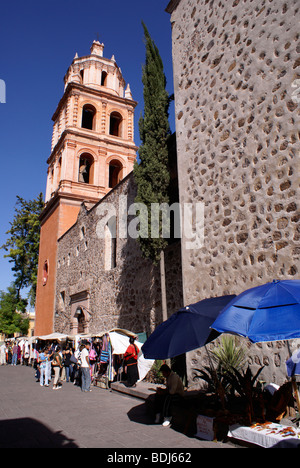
133, 22, 171, 264
0, 284, 29, 336
1, 193, 44, 305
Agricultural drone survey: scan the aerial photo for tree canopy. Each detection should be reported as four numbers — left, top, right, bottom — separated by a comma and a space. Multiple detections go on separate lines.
0, 283, 29, 336
1, 193, 44, 306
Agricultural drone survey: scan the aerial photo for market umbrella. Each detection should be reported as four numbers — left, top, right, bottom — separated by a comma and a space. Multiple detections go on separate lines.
141, 295, 236, 360
211, 280, 300, 343
211, 279, 300, 413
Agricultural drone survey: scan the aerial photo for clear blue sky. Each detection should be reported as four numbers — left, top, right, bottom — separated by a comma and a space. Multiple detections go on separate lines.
0, 0, 175, 298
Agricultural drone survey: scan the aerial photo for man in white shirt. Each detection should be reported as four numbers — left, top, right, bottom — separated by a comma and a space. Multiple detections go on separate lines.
80, 342, 91, 392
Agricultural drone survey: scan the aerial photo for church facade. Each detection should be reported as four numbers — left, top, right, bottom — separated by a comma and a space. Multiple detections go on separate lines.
54, 173, 183, 337
35, 41, 139, 335
35, 0, 299, 385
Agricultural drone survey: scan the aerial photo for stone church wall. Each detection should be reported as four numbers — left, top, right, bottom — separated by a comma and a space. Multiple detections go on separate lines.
54, 173, 183, 337
168, 0, 300, 385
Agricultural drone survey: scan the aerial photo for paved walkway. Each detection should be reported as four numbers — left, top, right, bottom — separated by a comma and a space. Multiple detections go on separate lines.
0, 365, 238, 450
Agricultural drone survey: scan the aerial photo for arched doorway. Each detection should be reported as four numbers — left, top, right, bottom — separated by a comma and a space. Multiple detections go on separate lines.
75, 307, 86, 334
70, 291, 90, 335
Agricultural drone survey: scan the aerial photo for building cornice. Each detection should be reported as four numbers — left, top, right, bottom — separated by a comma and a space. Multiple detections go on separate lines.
47, 128, 138, 165
52, 82, 138, 122
39, 188, 100, 225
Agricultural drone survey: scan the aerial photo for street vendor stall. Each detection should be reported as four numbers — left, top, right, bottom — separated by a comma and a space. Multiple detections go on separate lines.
228, 422, 300, 448
77, 328, 154, 388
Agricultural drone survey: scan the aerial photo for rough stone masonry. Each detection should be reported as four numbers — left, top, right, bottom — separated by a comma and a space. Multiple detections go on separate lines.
167, 0, 300, 385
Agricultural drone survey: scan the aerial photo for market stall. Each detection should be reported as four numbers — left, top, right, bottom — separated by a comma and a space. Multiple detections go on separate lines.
228, 422, 300, 448
89, 328, 154, 388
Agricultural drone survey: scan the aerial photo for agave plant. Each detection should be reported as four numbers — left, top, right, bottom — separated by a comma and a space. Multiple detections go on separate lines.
226, 365, 265, 399
226, 365, 265, 422
211, 335, 246, 375
192, 364, 228, 409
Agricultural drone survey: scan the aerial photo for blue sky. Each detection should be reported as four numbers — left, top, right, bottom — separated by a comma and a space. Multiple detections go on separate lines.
0, 0, 175, 298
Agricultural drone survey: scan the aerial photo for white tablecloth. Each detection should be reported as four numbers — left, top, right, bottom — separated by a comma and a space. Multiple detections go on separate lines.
228, 422, 300, 448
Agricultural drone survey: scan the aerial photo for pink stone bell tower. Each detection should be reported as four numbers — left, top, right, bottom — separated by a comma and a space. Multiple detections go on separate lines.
35, 40, 138, 335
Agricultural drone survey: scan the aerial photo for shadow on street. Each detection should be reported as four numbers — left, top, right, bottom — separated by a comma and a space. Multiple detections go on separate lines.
0, 417, 79, 448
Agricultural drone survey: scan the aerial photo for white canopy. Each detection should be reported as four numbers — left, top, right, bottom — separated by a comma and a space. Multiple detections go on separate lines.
108, 331, 154, 382
29, 333, 69, 342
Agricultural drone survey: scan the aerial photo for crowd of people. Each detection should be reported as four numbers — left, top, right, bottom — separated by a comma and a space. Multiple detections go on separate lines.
0, 335, 141, 393
0, 340, 31, 366
1, 336, 185, 426
34, 341, 93, 391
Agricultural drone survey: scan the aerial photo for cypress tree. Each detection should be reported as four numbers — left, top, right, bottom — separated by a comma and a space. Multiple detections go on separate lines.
133, 23, 172, 321
134, 22, 171, 263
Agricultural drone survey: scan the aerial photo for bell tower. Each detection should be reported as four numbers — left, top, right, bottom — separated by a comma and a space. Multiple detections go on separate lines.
35, 41, 138, 335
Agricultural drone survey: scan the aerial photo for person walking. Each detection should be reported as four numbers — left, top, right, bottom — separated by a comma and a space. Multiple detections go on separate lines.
39, 347, 49, 387
63, 344, 73, 383
11, 343, 18, 366
80, 341, 91, 392
45, 346, 52, 385
52, 346, 63, 390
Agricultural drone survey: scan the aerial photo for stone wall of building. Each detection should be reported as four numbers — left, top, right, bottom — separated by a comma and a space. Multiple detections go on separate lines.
54, 173, 183, 337
168, 0, 300, 385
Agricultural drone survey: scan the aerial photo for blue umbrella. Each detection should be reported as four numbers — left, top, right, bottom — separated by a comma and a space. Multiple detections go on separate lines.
211, 280, 300, 343
141, 295, 236, 359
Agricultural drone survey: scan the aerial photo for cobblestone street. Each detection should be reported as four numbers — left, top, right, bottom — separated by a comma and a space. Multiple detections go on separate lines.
0, 365, 237, 451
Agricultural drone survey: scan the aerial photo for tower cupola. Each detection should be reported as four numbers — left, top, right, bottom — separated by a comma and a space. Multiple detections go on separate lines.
64, 40, 126, 98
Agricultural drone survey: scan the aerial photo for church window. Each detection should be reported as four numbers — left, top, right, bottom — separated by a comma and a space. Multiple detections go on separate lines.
109, 112, 122, 137
108, 159, 123, 188
56, 157, 62, 186
105, 216, 117, 270
60, 291, 65, 309
80, 69, 84, 84
81, 104, 96, 130
78, 154, 94, 184
101, 71, 108, 86
42, 260, 49, 286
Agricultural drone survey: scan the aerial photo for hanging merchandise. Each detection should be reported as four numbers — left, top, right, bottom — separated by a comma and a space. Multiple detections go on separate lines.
100, 333, 110, 363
